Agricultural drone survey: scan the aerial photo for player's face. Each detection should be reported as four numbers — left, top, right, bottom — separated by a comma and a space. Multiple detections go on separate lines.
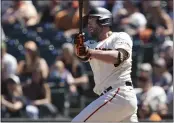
87, 16, 101, 37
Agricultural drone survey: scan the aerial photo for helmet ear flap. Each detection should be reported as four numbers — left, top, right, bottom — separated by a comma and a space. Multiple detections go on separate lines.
97, 18, 112, 26
97, 18, 105, 25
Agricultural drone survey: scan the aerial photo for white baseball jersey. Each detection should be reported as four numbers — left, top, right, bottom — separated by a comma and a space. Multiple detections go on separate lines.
72, 32, 137, 122
85, 32, 133, 95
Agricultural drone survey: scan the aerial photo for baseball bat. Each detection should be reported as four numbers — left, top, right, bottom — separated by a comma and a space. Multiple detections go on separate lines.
76, 0, 84, 56
79, 0, 83, 35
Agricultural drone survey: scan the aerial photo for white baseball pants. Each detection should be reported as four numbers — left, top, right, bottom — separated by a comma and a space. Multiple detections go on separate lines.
72, 85, 138, 122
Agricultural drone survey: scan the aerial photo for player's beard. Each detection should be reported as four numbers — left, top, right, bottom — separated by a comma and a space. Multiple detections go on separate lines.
90, 27, 102, 41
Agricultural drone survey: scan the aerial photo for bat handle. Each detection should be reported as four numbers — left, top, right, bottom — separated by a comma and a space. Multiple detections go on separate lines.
79, 39, 84, 46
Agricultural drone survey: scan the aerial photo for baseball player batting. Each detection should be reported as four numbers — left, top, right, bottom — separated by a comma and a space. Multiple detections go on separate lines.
72, 7, 138, 122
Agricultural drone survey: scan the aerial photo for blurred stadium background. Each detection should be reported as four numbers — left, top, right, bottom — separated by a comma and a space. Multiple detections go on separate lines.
1, 0, 173, 122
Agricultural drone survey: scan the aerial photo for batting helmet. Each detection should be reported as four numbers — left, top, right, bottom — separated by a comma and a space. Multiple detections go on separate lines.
83, 7, 112, 27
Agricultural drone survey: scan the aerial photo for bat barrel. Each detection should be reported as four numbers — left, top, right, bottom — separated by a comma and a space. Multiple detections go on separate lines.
79, 0, 83, 34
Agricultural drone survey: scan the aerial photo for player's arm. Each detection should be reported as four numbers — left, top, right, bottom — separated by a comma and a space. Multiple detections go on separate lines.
89, 33, 132, 66
89, 48, 129, 66
74, 32, 132, 66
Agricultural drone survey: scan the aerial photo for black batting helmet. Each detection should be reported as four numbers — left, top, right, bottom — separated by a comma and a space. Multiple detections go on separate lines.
83, 7, 112, 27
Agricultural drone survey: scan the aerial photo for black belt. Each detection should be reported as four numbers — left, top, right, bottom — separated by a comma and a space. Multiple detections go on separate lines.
100, 81, 132, 96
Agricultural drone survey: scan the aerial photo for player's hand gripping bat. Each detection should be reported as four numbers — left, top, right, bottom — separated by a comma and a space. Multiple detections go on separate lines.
74, 0, 87, 57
